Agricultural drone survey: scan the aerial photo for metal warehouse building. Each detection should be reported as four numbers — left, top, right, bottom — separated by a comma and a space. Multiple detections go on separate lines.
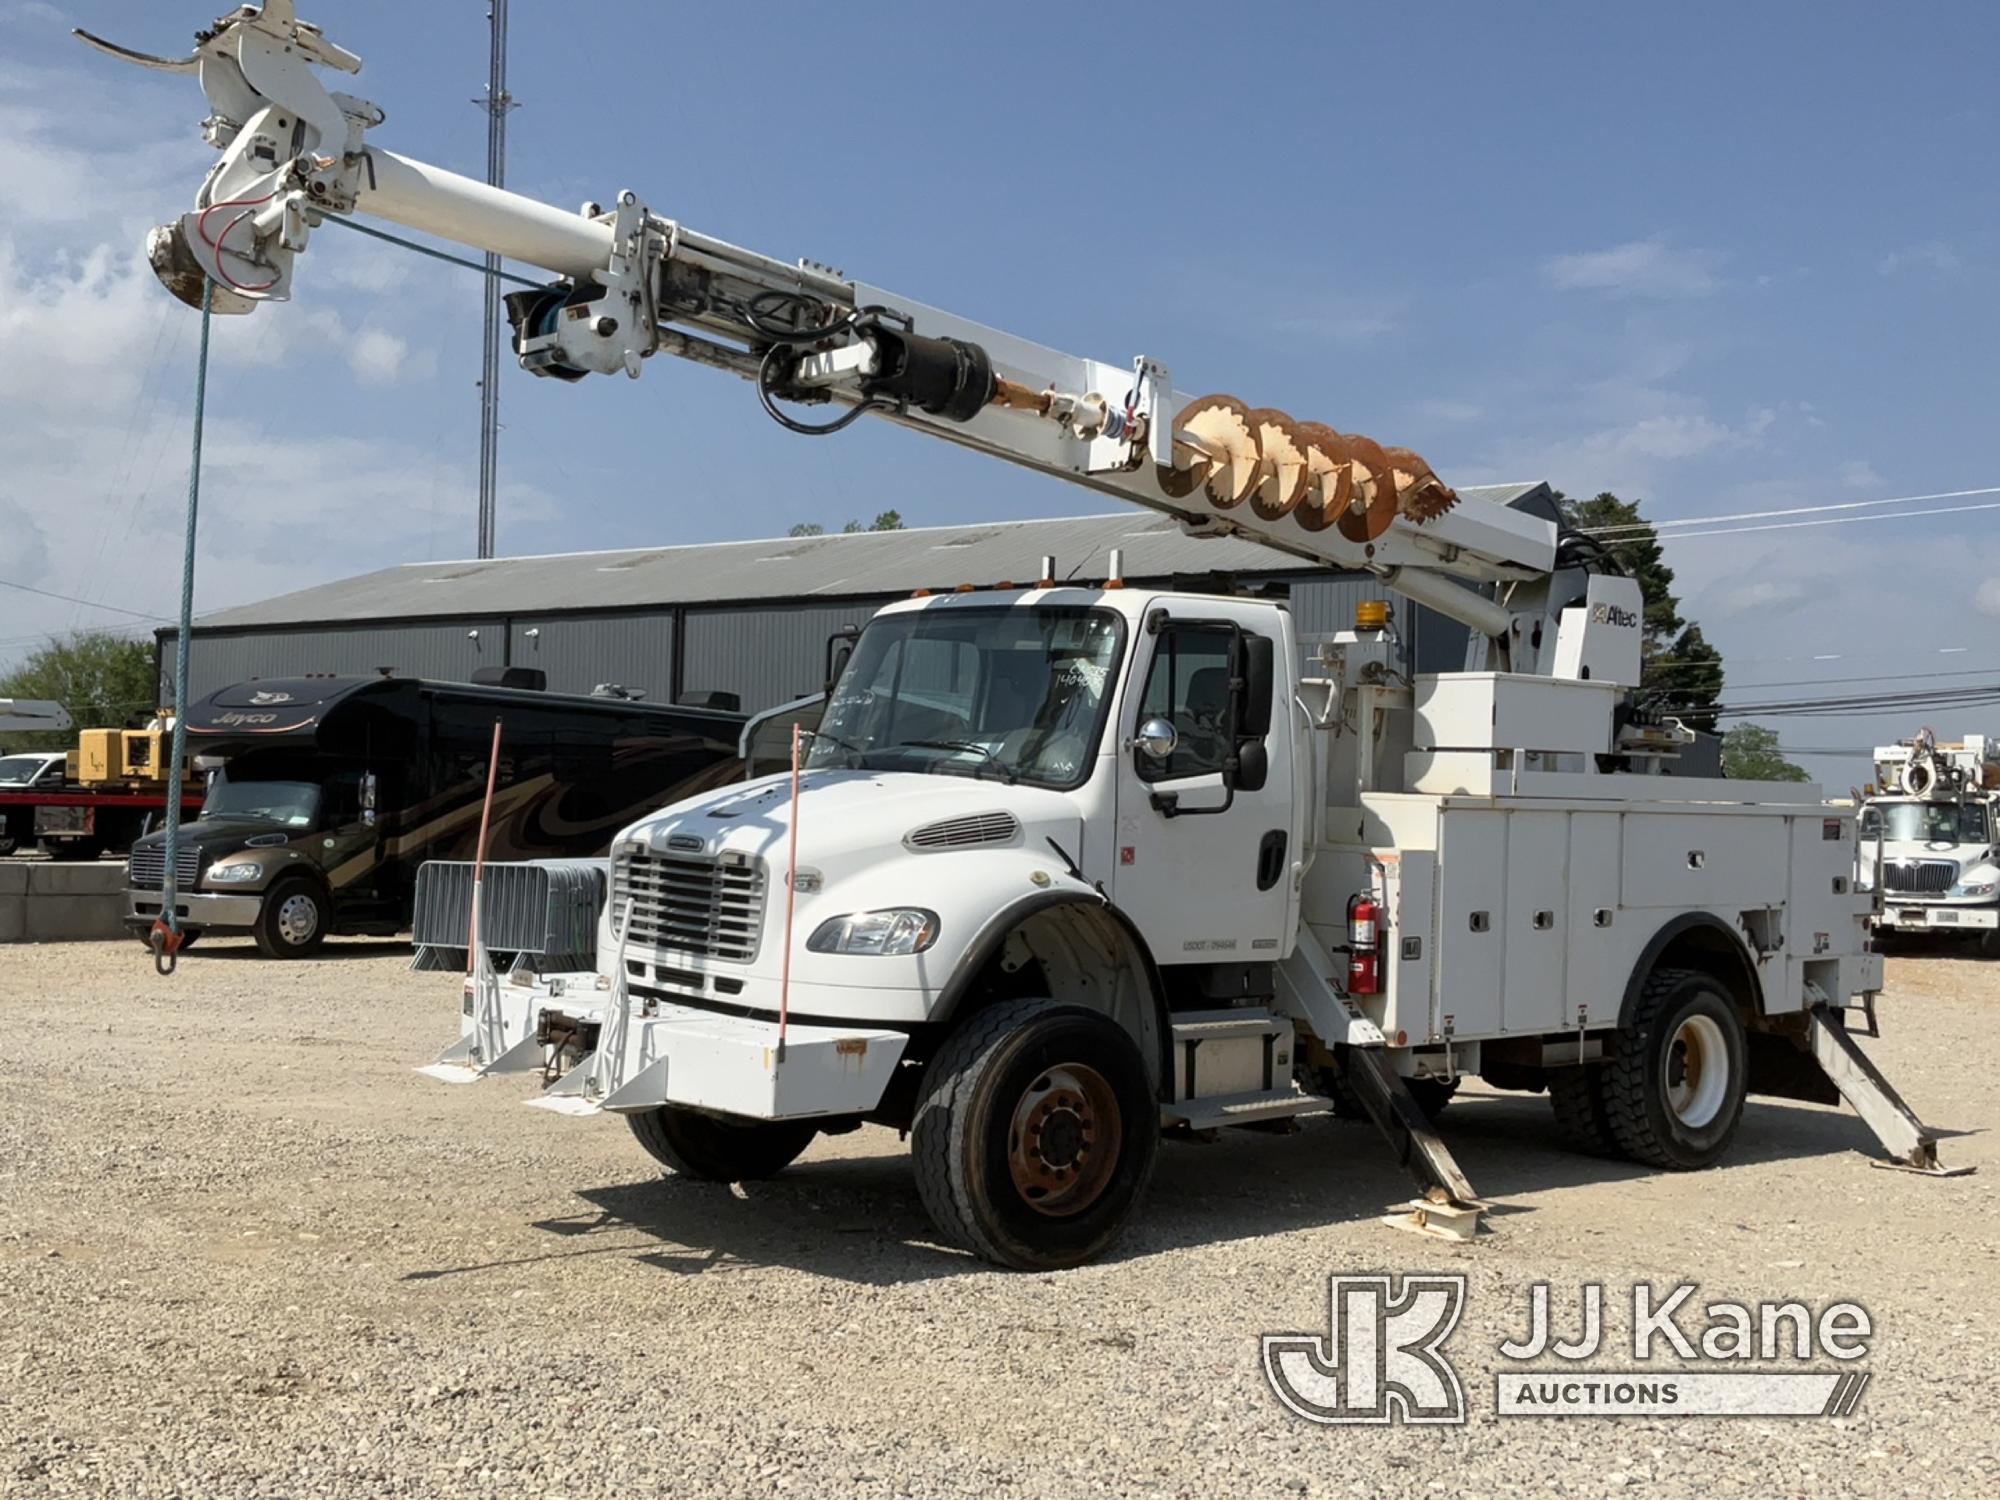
160, 487, 1549, 711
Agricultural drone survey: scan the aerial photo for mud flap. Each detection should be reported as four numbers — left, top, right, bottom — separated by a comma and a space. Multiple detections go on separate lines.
1337, 1045, 1489, 1237
1806, 1007, 1972, 1176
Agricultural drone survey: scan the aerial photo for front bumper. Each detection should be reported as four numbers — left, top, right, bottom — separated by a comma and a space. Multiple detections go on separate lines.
126, 887, 265, 930
1875, 902, 2000, 931
419, 972, 909, 1122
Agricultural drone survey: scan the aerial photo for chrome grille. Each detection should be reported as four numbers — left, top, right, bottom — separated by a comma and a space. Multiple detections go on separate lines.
612, 847, 764, 961
127, 845, 200, 890
906, 811, 1020, 850
1884, 860, 1956, 894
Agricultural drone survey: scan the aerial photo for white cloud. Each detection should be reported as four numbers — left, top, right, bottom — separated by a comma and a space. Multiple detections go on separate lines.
1542, 238, 1726, 298
1410, 397, 1484, 425
1879, 241, 1961, 277
1975, 578, 2000, 618
1272, 294, 1404, 345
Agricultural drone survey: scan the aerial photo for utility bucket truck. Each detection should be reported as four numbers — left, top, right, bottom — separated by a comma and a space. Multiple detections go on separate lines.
1861, 730, 2000, 951
89, 2, 1965, 1268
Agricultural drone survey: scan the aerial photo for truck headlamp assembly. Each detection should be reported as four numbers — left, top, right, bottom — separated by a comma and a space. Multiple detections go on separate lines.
204, 861, 263, 885
1951, 872, 1998, 898
806, 908, 939, 956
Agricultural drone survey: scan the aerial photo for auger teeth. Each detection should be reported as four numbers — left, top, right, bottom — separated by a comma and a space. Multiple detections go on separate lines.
1380, 445, 1459, 525
1159, 394, 1262, 510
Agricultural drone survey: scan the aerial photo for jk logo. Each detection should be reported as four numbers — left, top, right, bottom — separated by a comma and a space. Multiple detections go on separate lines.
1263, 1274, 1468, 1425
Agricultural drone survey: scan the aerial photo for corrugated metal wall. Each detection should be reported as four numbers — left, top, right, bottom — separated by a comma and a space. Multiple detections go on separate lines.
680, 599, 896, 713
162, 577, 1477, 713
509, 613, 673, 700
161, 617, 511, 705
1288, 577, 1471, 675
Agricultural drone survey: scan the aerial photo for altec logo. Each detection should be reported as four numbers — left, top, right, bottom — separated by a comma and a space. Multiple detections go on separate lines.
1590, 602, 1641, 628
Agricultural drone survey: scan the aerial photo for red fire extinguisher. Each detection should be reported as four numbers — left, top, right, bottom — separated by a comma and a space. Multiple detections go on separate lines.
1347, 891, 1382, 995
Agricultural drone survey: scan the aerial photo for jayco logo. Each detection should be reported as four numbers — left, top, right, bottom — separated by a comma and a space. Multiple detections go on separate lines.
1262, 1274, 1468, 1425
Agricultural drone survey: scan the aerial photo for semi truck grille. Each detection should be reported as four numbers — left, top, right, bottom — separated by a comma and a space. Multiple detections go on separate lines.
127, 845, 201, 890
1883, 860, 1956, 894
612, 848, 765, 961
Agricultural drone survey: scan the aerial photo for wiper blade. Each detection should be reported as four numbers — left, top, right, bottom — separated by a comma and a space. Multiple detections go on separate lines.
893, 739, 1019, 785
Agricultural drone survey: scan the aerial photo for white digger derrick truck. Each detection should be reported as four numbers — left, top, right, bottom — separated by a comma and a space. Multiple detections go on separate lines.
91, 1, 1964, 1268
1861, 730, 2000, 951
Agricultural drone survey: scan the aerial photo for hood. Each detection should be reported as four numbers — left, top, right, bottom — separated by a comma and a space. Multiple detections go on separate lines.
130, 815, 304, 853
633, 769, 1082, 864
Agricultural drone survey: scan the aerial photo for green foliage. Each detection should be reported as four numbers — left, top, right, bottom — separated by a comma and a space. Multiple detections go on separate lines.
1554, 489, 1725, 732
1721, 722, 1810, 782
0, 631, 159, 750
795, 511, 905, 537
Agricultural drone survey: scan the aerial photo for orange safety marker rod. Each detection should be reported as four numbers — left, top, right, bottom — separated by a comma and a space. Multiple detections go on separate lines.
776, 720, 803, 1062
464, 718, 504, 976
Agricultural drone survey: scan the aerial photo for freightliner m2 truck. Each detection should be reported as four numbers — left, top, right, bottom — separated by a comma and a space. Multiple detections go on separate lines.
1861, 730, 2000, 953
94, 1, 1961, 1267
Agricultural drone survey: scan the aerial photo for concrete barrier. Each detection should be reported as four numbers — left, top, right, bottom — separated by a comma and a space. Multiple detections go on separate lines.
0, 860, 130, 943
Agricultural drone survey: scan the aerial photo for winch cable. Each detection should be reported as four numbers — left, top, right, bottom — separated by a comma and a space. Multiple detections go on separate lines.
151, 278, 213, 977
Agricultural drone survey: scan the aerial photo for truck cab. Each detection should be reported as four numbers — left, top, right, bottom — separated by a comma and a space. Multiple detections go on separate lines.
1858, 733, 2000, 949
0, 752, 68, 855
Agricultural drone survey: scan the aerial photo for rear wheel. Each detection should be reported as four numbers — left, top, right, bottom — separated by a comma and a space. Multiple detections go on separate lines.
1549, 1066, 1620, 1156
1405, 1076, 1459, 1119
45, 839, 105, 862
253, 879, 328, 959
913, 999, 1158, 1270
1602, 968, 1748, 1169
627, 1106, 817, 1181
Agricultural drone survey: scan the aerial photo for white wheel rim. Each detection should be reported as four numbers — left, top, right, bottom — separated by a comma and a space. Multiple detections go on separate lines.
276, 892, 319, 945
1665, 1014, 1728, 1128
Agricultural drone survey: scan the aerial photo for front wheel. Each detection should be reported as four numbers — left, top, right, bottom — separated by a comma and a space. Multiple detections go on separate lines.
912, 999, 1159, 1270
627, 1106, 817, 1181
253, 879, 329, 959
1602, 968, 1747, 1169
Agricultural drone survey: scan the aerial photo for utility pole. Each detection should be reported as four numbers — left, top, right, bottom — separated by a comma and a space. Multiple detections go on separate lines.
474, 0, 516, 559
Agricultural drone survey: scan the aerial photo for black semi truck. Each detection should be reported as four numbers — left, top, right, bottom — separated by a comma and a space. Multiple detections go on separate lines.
125, 672, 783, 958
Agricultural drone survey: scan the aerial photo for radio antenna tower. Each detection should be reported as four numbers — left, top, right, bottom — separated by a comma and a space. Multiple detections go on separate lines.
474, 0, 516, 559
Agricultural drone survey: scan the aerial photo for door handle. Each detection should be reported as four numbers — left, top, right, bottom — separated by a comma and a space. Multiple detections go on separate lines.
1256, 829, 1288, 891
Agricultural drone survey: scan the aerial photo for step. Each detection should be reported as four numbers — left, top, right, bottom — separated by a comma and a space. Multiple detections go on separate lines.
1163, 1090, 1331, 1131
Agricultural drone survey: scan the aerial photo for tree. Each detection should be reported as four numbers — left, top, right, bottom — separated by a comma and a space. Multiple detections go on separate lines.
0, 631, 159, 750
794, 511, 905, 537
1721, 723, 1809, 782
1554, 490, 1725, 732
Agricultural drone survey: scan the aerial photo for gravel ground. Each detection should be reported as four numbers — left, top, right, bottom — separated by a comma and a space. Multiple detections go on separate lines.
1, 938, 1994, 1498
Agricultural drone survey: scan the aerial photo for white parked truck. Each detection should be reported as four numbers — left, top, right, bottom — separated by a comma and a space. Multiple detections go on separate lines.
93, 2, 1962, 1268
1861, 730, 2000, 951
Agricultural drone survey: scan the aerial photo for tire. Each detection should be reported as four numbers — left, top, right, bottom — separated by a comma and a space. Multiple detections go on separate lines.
1549, 1066, 1620, 1156
627, 1106, 817, 1181
1405, 1076, 1459, 1119
1602, 967, 1748, 1170
253, 879, 329, 959
912, 999, 1159, 1271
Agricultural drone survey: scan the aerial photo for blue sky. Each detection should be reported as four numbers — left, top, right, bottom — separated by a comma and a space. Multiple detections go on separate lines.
1, 0, 1995, 780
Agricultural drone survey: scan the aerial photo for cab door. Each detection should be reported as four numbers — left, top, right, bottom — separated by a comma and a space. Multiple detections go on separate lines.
1109, 602, 1297, 965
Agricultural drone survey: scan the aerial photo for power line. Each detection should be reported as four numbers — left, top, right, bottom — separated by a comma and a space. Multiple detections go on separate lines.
1582, 484, 2000, 537
0, 577, 173, 622
1659, 499, 2000, 542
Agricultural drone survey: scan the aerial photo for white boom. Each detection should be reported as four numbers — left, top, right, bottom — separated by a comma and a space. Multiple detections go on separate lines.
81, 1, 1561, 643
0, 699, 73, 735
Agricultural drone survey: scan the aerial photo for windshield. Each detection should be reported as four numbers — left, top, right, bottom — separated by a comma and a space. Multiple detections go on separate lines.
202, 776, 322, 828
807, 606, 1124, 788
0, 755, 52, 785
1865, 800, 1991, 845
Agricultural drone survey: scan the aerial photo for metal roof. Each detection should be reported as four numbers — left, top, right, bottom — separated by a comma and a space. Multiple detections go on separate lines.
190, 485, 1548, 629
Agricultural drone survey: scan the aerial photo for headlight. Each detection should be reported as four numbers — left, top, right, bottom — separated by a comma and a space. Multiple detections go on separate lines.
204, 861, 263, 884
807, 908, 939, 956
1952, 880, 1998, 898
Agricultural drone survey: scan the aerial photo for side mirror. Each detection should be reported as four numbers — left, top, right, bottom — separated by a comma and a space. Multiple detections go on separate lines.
1238, 634, 1274, 738
360, 771, 378, 827
1131, 717, 1179, 762
824, 625, 860, 698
